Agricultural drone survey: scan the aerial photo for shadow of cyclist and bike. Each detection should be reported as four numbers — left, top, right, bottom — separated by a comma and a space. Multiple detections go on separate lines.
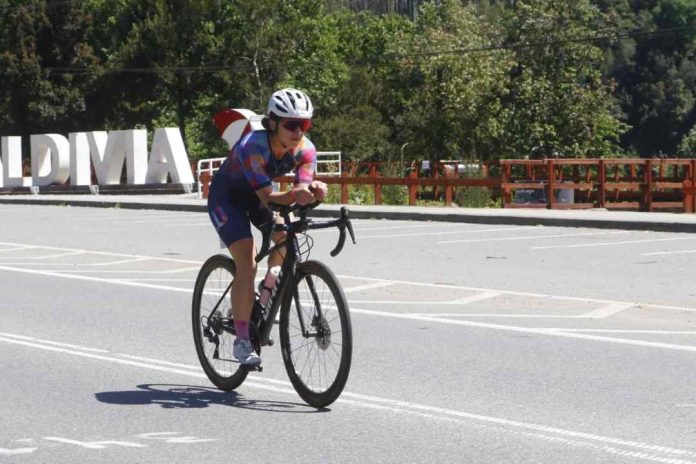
95, 384, 329, 413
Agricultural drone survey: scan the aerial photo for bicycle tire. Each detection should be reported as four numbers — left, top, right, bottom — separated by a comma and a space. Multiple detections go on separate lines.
279, 260, 352, 408
192, 254, 248, 391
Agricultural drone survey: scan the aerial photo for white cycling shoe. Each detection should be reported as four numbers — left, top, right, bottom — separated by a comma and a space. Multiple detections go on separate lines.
233, 339, 262, 367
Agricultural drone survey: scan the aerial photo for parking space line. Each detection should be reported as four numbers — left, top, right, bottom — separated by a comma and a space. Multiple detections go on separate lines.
0, 251, 85, 260
641, 249, 696, 256
0, 245, 36, 252
544, 329, 696, 335
531, 236, 696, 250
0, 241, 200, 264
83, 257, 152, 266
452, 292, 501, 304
439, 230, 627, 245
343, 281, 394, 293
46, 267, 200, 274
360, 226, 533, 239
581, 303, 635, 319
408, 313, 588, 318
349, 307, 696, 354
334, 274, 696, 314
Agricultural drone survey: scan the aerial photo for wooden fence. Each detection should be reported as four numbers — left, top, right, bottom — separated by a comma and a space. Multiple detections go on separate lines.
198, 158, 696, 213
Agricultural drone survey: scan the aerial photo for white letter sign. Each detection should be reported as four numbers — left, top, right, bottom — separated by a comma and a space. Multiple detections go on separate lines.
30, 134, 70, 187
145, 128, 194, 184
2, 136, 30, 188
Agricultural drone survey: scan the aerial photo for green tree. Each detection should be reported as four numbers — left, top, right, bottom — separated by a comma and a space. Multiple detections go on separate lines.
86, 0, 233, 158
602, 0, 696, 156
392, 0, 514, 163
500, 0, 625, 159
0, 0, 101, 141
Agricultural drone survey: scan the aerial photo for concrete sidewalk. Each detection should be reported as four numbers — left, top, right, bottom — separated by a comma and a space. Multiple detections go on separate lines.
2, 193, 696, 233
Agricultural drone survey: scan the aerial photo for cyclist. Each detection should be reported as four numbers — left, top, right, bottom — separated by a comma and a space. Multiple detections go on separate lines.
207, 88, 327, 367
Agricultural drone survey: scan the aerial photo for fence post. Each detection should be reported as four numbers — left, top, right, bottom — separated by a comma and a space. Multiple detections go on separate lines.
684, 180, 694, 213
598, 159, 606, 208
341, 170, 350, 204
408, 170, 418, 206
501, 161, 510, 208
370, 164, 382, 205
444, 167, 453, 206
643, 159, 653, 211
200, 172, 212, 199
547, 159, 556, 209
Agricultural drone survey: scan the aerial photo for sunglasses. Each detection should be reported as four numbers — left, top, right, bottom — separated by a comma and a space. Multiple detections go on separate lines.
282, 119, 312, 132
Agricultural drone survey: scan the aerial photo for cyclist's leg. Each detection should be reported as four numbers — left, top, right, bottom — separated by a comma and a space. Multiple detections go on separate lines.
227, 238, 261, 366
228, 237, 256, 327
249, 205, 285, 268
208, 187, 261, 366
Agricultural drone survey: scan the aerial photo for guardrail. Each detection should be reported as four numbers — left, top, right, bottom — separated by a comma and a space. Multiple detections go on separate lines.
196, 157, 696, 212
500, 158, 696, 211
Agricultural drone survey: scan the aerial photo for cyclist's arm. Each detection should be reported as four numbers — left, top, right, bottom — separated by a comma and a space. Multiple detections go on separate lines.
256, 184, 315, 207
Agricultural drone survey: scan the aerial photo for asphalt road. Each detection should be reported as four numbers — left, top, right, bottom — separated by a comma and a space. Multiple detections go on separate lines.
1, 204, 695, 463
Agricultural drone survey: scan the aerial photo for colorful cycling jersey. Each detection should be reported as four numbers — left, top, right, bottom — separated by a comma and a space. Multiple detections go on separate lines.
217, 130, 316, 191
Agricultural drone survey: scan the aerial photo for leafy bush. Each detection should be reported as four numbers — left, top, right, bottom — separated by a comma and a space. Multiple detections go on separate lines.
455, 186, 498, 208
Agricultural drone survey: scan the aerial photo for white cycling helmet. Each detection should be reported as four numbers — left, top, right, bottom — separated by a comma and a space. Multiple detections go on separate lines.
267, 88, 313, 119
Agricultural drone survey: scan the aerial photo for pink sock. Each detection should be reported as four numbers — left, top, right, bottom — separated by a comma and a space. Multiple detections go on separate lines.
235, 320, 249, 340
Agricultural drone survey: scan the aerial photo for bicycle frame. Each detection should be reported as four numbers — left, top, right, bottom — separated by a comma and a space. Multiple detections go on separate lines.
204, 203, 355, 349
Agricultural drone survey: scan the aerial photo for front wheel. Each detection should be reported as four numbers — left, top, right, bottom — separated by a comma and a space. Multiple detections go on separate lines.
192, 254, 248, 391
279, 260, 352, 408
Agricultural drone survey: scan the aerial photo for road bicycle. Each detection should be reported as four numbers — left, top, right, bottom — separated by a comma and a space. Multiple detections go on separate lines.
192, 202, 356, 408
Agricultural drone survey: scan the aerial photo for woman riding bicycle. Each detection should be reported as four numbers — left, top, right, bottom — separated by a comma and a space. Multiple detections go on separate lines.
207, 88, 327, 368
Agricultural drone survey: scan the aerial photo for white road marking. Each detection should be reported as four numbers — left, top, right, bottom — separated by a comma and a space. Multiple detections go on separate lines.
642, 249, 696, 256
409, 313, 590, 318
84, 257, 152, 266
439, 230, 628, 244
544, 329, 696, 335
348, 307, 696, 353
0, 251, 85, 260
1, 264, 696, 354
0, 447, 37, 456
43, 437, 147, 449
342, 281, 394, 293
351, 292, 500, 306
0, 332, 109, 353
46, 267, 200, 274
531, 236, 696, 250
581, 303, 635, 319
0, 246, 36, 253
353, 223, 475, 232
333, 275, 696, 314
451, 292, 501, 304
2, 262, 696, 354
163, 223, 209, 228
0, 241, 201, 264
361, 226, 533, 240
1, 333, 695, 463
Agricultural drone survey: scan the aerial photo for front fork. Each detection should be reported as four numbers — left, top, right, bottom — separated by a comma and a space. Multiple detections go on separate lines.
291, 267, 327, 339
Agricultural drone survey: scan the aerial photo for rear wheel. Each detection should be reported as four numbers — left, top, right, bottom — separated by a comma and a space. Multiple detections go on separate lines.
192, 254, 248, 391
279, 260, 352, 408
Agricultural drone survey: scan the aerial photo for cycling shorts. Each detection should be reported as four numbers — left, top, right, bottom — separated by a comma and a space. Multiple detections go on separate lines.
207, 174, 273, 248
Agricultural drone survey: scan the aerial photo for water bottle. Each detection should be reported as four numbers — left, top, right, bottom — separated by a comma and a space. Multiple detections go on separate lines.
258, 266, 281, 307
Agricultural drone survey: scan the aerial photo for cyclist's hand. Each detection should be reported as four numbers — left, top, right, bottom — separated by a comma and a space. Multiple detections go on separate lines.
309, 181, 327, 201
295, 188, 315, 205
